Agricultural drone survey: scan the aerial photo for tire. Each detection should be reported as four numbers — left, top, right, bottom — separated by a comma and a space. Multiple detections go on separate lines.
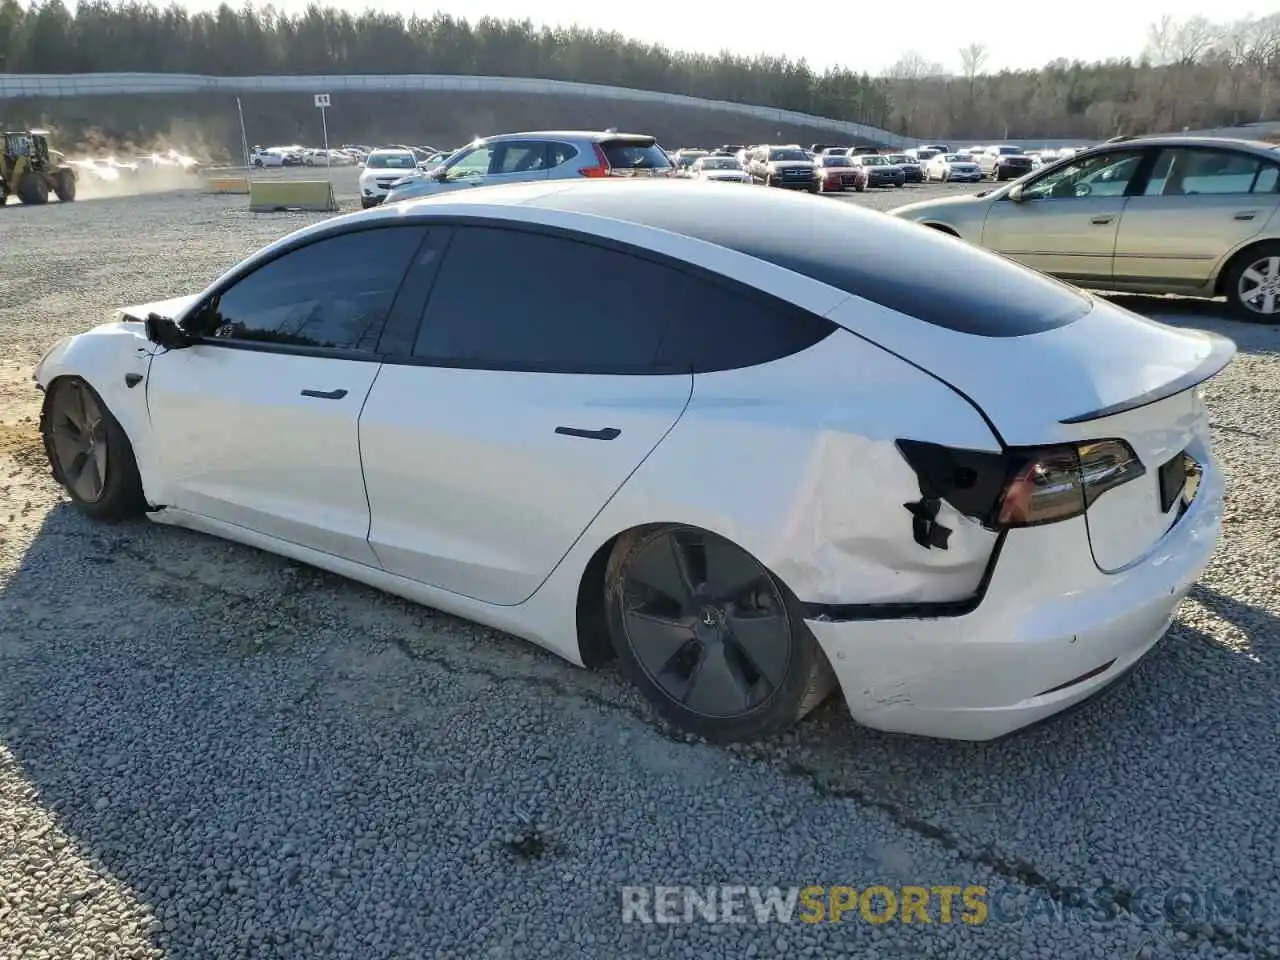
807, 184, 820, 194
54, 169, 76, 202
604, 525, 835, 743
855, 182, 865, 192
1223, 243, 1280, 322
17, 172, 49, 205
40, 377, 146, 521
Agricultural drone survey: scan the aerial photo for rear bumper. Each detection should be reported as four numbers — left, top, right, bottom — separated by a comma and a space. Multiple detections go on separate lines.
807, 459, 1224, 741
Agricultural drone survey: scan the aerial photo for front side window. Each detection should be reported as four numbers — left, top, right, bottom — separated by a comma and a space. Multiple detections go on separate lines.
1021, 150, 1144, 200
443, 145, 492, 181
188, 227, 427, 351
409, 227, 834, 373
1143, 148, 1279, 196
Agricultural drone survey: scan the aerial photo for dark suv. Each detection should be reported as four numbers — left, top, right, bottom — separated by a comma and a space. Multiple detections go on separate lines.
980, 146, 1035, 181
747, 145, 819, 192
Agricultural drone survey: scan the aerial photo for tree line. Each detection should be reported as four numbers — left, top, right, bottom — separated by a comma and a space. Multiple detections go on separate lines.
1, 1, 1277, 139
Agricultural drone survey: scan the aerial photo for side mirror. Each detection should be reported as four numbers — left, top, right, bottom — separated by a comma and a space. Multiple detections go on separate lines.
144, 313, 195, 350
1008, 184, 1025, 203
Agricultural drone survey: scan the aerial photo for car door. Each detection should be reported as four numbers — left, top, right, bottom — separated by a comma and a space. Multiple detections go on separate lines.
1114, 146, 1280, 290
358, 224, 695, 605
980, 148, 1148, 285
145, 224, 430, 565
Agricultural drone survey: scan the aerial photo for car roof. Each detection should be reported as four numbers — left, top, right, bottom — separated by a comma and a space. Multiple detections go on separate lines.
476, 130, 656, 144
1085, 135, 1280, 157
379, 179, 1089, 334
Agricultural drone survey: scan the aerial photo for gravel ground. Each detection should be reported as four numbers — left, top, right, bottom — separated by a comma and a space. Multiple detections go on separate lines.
1, 183, 1278, 960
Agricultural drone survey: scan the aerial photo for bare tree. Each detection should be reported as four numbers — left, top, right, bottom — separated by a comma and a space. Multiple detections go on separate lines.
1144, 15, 1177, 65
1172, 16, 1219, 63
882, 50, 945, 80
959, 42, 988, 79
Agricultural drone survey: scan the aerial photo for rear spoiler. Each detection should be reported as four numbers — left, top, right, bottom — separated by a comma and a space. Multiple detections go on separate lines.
1059, 328, 1236, 424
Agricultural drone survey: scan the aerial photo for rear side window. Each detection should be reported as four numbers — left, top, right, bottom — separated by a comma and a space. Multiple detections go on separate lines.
410, 226, 834, 373
602, 140, 671, 171
491, 141, 549, 174
194, 226, 427, 351
1144, 147, 1279, 196
548, 141, 578, 167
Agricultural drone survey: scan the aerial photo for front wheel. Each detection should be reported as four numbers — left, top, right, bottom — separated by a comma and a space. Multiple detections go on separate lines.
605, 525, 834, 743
40, 377, 146, 520
1225, 244, 1280, 322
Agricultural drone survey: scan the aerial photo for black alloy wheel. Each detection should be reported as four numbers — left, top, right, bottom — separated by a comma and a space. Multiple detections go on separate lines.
606, 525, 833, 742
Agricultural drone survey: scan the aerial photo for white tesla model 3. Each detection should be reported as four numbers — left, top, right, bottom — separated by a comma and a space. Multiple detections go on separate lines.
33, 180, 1233, 744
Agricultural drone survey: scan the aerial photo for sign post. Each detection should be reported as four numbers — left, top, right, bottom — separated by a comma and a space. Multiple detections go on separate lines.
314, 93, 332, 185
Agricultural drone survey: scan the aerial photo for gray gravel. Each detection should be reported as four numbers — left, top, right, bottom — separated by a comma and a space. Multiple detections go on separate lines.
1, 183, 1278, 960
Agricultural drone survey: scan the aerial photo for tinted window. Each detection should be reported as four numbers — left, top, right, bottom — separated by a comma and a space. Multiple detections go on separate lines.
491, 141, 548, 174
192, 227, 426, 351
410, 226, 834, 373
603, 140, 672, 171
367, 152, 415, 169
1143, 148, 1276, 196
532, 184, 1093, 338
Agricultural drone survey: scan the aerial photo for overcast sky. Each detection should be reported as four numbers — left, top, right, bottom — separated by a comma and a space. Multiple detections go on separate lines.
168, 0, 1264, 74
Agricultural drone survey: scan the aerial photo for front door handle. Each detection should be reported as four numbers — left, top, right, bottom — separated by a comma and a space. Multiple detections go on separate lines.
555, 426, 621, 441
1090, 215, 1114, 225
1234, 211, 1258, 221
300, 388, 348, 400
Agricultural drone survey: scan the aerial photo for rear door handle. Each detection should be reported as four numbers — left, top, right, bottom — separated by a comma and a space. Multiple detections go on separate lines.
1090, 215, 1114, 225
1233, 211, 1258, 221
300, 388, 348, 400
555, 426, 621, 441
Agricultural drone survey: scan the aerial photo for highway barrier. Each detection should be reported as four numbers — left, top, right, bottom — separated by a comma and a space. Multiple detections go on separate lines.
203, 174, 250, 194
248, 179, 337, 212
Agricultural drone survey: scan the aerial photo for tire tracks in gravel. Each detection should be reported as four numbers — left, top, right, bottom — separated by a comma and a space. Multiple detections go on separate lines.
35, 508, 1274, 960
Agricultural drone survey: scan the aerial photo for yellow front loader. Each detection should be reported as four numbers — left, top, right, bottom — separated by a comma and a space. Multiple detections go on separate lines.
0, 130, 77, 206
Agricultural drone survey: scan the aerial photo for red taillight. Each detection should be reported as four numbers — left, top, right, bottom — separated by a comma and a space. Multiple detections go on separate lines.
896, 438, 1146, 530
579, 143, 611, 178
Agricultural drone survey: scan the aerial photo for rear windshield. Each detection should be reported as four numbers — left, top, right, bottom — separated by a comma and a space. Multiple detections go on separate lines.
769, 148, 810, 162
367, 153, 416, 169
605, 140, 672, 170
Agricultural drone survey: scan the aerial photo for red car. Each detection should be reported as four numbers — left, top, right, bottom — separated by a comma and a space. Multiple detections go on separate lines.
815, 154, 868, 193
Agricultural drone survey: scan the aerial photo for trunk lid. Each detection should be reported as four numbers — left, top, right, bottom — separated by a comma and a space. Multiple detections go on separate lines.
827, 295, 1234, 570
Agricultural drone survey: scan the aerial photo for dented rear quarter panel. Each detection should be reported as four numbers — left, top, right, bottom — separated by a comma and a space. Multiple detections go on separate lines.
578, 328, 1003, 607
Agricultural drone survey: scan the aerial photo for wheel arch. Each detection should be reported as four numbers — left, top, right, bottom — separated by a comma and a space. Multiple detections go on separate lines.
1214, 237, 1280, 296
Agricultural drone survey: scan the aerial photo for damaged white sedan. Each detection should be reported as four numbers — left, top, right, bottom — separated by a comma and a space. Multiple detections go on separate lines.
33, 180, 1233, 743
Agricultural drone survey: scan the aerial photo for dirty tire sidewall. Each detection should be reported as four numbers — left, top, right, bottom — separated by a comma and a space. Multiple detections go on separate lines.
41, 377, 147, 521
55, 170, 76, 202
604, 525, 834, 743
18, 173, 49, 205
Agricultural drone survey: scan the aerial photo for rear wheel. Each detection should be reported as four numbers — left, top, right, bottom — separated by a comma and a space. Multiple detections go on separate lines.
54, 169, 76, 202
40, 377, 146, 520
17, 173, 48, 205
605, 525, 833, 743
1224, 244, 1280, 322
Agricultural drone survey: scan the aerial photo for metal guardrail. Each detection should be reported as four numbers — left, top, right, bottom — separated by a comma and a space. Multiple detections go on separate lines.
0, 72, 921, 148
